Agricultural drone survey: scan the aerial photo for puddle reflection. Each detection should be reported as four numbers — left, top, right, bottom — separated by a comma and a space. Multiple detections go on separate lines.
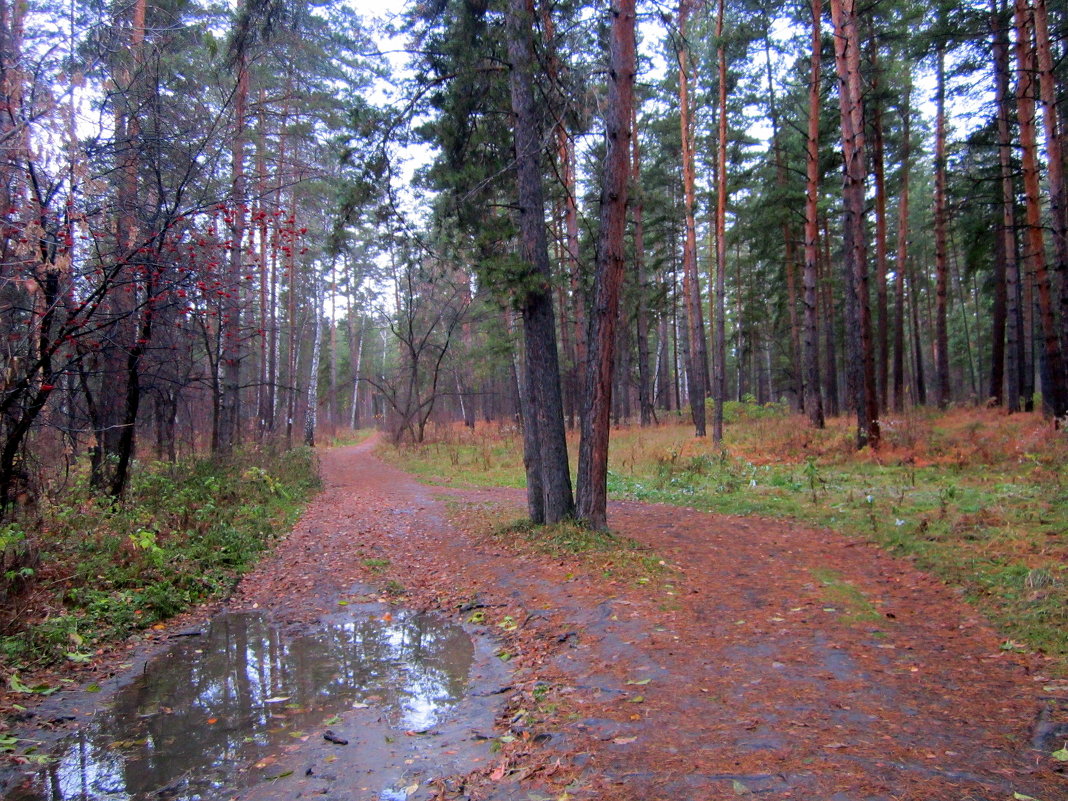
9, 610, 473, 801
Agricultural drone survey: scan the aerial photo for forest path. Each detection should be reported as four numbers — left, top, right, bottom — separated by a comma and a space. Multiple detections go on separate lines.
6, 437, 1065, 801
229, 437, 1066, 801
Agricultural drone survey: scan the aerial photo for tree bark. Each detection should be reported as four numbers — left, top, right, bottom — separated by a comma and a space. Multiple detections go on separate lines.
711, 0, 728, 442
933, 44, 952, 409
577, 0, 634, 530
218, 44, 248, 454
304, 269, 323, 446
893, 72, 912, 414
631, 101, 655, 427
1032, 0, 1068, 398
868, 40, 890, 414
677, 0, 708, 437
802, 0, 824, 428
1013, 0, 1067, 417
990, 0, 1018, 409
830, 0, 879, 448
506, 0, 574, 524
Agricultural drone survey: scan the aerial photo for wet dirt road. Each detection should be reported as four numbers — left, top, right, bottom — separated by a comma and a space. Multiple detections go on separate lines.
5, 437, 1067, 801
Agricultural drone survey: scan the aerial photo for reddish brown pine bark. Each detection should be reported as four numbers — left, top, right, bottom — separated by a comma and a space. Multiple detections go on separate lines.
677, 0, 708, 437
1013, 0, 1067, 417
802, 0, 824, 428
933, 44, 951, 409
830, 0, 879, 448
868, 40, 890, 413
577, 0, 635, 529
1032, 0, 1068, 389
711, 0, 728, 442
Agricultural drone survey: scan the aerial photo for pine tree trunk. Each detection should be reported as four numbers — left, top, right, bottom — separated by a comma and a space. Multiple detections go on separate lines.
506, 0, 574, 524
1013, 0, 1067, 416
577, 0, 634, 530
820, 215, 840, 417
933, 44, 952, 409
830, 0, 879, 447
868, 40, 890, 414
1032, 0, 1068, 406
802, 0, 825, 428
677, 0, 708, 437
218, 46, 248, 455
893, 72, 912, 413
990, 0, 1017, 409
632, 102, 655, 427
711, 0, 728, 442
303, 271, 323, 446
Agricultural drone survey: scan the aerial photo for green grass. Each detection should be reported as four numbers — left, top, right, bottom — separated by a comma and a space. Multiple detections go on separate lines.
383, 408, 1068, 670
810, 568, 883, 624
2, 447, 320, 670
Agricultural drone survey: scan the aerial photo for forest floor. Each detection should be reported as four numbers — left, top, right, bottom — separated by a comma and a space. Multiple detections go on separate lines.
4, 434, 1068, 801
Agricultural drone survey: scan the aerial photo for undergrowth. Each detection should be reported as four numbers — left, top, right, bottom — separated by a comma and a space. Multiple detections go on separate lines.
385, 407, 1068, 670
449, 503, 669, 588
1, 447, 320, 672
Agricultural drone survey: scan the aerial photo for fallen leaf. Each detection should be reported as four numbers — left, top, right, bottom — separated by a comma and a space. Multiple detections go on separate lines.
263, 696, 291, 704
732, 779, 750, 795
626, 678, 651, 686
402, 783, 418, 796
1052, 744, 1068, 762
206, 718, 218, 725
612, 736, 637, 744
1013, 793, 1041, 800
627, 695, 644, 703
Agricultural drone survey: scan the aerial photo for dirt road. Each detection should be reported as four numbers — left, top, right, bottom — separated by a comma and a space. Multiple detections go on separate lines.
6, 437, 1067, 801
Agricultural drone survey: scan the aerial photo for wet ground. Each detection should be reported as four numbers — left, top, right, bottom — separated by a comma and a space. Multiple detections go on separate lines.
5, 607, 505, 801
3, 437, 1067, 800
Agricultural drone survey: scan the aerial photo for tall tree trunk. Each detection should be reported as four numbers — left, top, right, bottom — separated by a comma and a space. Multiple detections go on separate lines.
304, 269, 323, 446
909, 254, 928, 406
349, 315, 363, 429
218, 49, 248, 454
933, 44, 952, 409
577, 0, 634, 530
506, 0, 574, 524
802, 0, 824, 428
1014, 0, 1068, 417
711, 0, 728, 442
1032, 0, 1068, 398
677, 0, 708, 437
893, 72, 912, 414
760, 17, 802, 414
868, 39, 890, 413
632, 102, 654, 427
830, 0, 879, 448
820, 215, 840, 416
990, 0, 1018, 409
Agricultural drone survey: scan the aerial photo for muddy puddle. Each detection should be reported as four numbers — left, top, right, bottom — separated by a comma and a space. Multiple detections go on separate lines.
6, 608, 496, 801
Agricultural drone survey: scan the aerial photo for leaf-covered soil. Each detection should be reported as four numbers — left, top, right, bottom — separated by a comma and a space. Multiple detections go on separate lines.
4, 436, 1068, 800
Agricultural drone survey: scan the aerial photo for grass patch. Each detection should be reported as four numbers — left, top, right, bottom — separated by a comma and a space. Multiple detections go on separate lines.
810, 568, 883, 625
1, 447, 320, 671
385, 407, 1068, 671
